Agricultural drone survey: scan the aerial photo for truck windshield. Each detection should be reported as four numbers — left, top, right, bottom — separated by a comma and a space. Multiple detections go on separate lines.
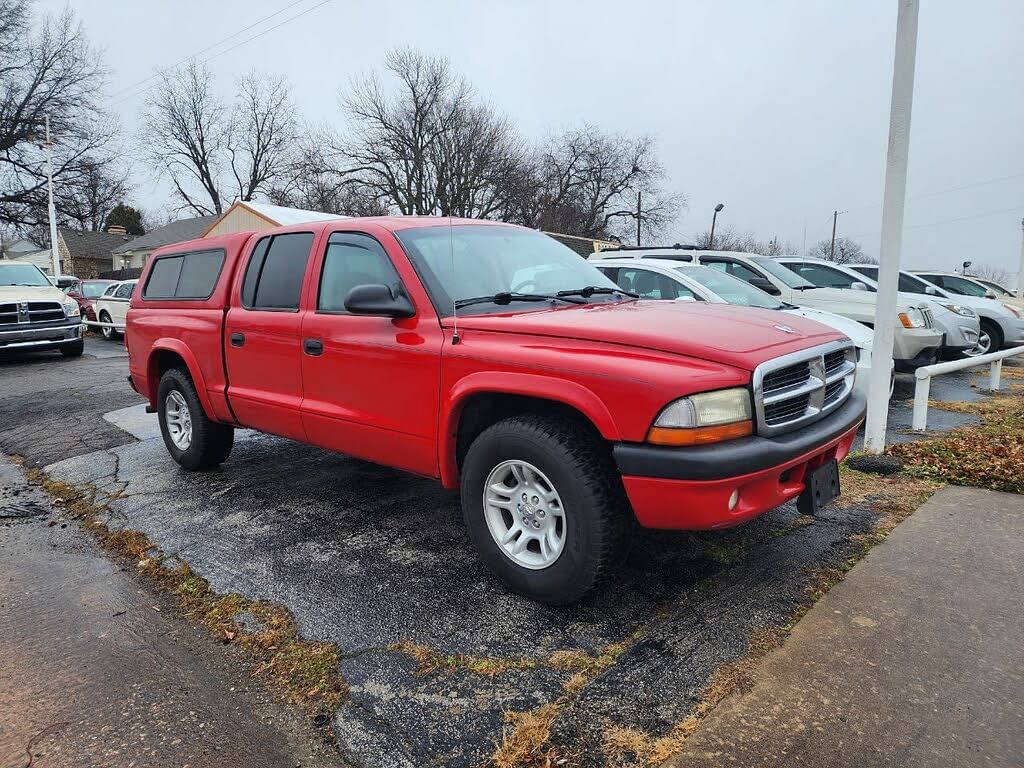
676, 265, 783, 309
395, 224, 625, 314
749, 256, 816, 289
0, 263, 51, 287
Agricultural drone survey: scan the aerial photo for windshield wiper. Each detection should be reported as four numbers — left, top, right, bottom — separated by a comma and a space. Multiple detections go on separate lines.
454, 292, 587, 309
791, 285, 818, 291
556, 286, 638, 299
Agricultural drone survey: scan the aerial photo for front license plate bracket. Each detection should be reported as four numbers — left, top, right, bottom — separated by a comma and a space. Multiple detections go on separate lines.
797, 459, 840, 516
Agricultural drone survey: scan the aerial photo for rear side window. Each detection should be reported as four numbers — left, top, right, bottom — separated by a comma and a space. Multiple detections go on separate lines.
317, 233, 402, 312
115, 282, 135, 299
143, 249, 225, 300
144, 257, 183, 298
242, 233, 314, 310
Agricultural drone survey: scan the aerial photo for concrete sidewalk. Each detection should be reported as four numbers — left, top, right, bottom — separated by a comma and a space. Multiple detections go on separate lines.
665, 485, 1024, 768
0, 459, 338, 768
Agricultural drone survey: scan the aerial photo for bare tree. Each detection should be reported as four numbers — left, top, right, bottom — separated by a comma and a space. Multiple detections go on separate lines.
56, 159, 129, 231
515, 125, 683, 240
341, 48, 529, 219
0, 1, 119, 233
143, 62, 297, 215
807, 236, 875, 264
966, 263, 1012, 288
691, 227, 798, 255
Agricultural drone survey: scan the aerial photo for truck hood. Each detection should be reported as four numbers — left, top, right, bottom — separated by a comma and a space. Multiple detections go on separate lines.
0, 284, 68, 303
799, 286, 927, 312
451, 300, 847, 371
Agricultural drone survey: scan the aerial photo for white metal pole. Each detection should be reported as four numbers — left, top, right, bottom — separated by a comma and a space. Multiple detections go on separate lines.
1017, 217, 1023, 301
44, 116, 60, 278
864, 0, 920, 454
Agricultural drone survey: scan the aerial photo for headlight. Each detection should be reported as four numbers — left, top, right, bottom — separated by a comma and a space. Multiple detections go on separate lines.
62, 300, 80, 318
1001, 303, 1021, 319
648, 387, 753, 446
937, 302, 975, 318
898, 307, 926, 328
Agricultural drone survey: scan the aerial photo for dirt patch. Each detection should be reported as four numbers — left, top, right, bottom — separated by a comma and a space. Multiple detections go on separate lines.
891, 386, 1024, 493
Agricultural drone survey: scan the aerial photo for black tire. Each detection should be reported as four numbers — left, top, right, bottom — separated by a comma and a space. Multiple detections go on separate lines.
157, 367, 234, 471
60, 339, 84, 357
978, 319, 1003, 355
99, 311, 119, 340
460, 414, 629, 605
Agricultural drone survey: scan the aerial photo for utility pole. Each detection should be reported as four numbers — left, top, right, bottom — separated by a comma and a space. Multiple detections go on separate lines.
43, 116, 60, 278
1018, 217, 1024, 300
635, 191, 642, 246
864, 0, 919, 455
829, 210, 839, 260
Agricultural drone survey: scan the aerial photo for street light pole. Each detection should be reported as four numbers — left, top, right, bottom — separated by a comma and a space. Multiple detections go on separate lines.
43, 116, 60, 278
829, 210, 839, 260
864, 0, 919, 455
709, 203, 724, 249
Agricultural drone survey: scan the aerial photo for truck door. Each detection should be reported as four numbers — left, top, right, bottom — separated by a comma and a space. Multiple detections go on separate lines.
298, 229, 443, 478
224, 232, 315, 441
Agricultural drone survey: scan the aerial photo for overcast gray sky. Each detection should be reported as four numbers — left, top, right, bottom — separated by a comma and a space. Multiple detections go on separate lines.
40, 0, 1024, 275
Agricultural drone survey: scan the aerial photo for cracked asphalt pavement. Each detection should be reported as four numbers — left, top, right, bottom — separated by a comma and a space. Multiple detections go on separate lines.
0, 337, 991, 767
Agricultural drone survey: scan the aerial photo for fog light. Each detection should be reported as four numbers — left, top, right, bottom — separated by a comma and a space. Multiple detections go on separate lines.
727, 489, 739, 511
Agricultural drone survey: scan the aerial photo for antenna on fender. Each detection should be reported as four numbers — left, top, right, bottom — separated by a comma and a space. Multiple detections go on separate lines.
449, 214, 460, 345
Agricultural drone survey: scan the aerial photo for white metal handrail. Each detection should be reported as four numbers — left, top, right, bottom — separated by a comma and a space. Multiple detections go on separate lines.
912, 344, 1024, 430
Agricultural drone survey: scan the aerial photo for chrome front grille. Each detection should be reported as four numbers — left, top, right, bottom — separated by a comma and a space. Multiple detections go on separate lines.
920, 307, 935, 329
0, 301, 64, 325
753, 340, 857, 436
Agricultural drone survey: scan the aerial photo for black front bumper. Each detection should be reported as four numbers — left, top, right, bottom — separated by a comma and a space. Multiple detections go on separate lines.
613, 392, 866, 482
894, 344, 940, 373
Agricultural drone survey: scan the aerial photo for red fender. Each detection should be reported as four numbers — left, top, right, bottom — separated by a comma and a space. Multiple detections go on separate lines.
438, 371, 621, 488
146, 339, 220, 421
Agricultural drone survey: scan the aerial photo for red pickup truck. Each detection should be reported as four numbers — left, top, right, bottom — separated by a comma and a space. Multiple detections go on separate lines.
126, 218, 865, 603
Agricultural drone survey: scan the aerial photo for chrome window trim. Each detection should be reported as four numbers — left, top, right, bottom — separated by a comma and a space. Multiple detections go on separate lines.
752, 339, 856, 436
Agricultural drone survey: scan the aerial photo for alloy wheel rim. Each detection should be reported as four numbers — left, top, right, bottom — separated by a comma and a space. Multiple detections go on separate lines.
966, 332, 990, 357
483, 460, 566, 570
164, 390, 193, 450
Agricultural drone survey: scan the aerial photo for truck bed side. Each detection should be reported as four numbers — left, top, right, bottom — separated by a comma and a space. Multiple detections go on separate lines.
127, 231, 255, 423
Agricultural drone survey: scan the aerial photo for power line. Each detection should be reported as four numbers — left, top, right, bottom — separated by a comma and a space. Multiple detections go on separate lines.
844, 171, 1024, 214
106, 0, 310, 102
108, 0, 333, 108
848, 204, 1023, 240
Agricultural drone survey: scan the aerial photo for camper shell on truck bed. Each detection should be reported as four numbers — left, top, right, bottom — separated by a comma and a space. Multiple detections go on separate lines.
126, 217, 865, 604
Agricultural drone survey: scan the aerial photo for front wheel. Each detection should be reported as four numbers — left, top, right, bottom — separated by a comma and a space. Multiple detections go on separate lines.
157, 368, 234, 470
99, 311, 119, 340
460, 414, 629, 604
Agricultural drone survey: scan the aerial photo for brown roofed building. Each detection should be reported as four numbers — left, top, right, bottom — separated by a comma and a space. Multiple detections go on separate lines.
57, 228, 137, 278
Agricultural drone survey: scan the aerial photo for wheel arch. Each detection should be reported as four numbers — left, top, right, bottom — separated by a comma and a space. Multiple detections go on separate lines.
439, 372, 620, 489
146, 341, 215, 417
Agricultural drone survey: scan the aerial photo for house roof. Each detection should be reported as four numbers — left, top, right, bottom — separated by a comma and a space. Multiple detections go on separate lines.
112, 215, 218, 254
59, 228, 135, 260
235, 200, 347, 226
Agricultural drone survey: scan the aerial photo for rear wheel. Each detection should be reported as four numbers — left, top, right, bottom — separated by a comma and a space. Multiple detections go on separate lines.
157, 367, 234, 470
99, 310, 119, 340
460, 414, 629, 604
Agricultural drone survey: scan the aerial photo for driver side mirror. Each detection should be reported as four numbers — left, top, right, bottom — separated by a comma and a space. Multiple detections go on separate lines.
850, 281, 869, 292
748, 277, 781, 296
984, 289, 997, 299
344, 284, 415, 318
924, 285, 939, 296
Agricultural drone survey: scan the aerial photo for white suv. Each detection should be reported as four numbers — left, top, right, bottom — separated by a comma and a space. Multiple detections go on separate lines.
777, 257, 981, 359
590, 247, 943, 371
910, 271, 1024, 352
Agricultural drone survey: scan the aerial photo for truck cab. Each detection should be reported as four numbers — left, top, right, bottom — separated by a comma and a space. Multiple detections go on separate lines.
127, 219, 865, 604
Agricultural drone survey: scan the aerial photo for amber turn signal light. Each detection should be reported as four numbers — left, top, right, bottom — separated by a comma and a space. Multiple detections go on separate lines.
647, 420, 753, 446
